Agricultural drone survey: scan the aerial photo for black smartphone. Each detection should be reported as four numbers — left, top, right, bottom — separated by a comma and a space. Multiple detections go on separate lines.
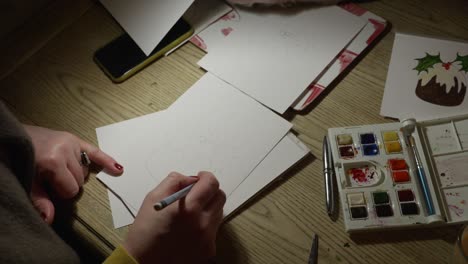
94, 18, 193, 83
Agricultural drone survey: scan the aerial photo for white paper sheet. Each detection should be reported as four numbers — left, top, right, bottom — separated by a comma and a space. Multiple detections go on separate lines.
107, 189, 135, 228
100, 0, 194, 55
165, 0, 233, 55
189, 9, 241, 53
380, 33, 468, 121
97, 111, 168, 214
223, 132, 309, 217
198, 6, 366, 113
97, 73, 292, 213
105, 132, 309, 228
146, 73, 292, 196
189, 6, 388, 111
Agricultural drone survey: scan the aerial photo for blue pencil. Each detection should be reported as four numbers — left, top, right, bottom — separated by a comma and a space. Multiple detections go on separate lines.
153, 184, 195, 210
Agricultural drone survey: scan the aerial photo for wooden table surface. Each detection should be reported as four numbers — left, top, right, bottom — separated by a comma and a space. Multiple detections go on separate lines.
1, 0, 467, 263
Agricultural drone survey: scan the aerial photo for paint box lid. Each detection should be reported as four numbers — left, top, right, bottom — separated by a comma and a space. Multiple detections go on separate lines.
409, 114, 468, 225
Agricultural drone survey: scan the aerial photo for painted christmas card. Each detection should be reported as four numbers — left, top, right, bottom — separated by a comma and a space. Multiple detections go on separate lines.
381, 33, 468, 121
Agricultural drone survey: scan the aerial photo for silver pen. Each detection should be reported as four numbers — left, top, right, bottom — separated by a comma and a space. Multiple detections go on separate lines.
323, 136, 335, 218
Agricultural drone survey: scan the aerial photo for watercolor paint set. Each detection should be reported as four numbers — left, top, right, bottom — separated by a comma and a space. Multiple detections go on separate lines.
328, 115, 468, 232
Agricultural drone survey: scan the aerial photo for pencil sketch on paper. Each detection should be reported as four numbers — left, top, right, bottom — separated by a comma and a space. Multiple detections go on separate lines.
413, 53, 468, 106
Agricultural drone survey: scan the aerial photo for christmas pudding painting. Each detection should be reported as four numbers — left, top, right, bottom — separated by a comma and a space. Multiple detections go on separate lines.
380, 33, 468, 121
414, 53, 468, 106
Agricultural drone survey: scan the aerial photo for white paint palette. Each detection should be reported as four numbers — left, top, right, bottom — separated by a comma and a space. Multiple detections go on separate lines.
328, 115, 468, 232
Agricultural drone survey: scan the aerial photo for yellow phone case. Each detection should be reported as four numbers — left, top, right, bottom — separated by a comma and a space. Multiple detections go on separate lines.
97, 26, 194, 83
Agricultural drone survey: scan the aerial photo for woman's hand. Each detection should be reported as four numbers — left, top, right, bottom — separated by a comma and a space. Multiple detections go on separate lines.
123, 171, 226, 264
23, 125, 124, 224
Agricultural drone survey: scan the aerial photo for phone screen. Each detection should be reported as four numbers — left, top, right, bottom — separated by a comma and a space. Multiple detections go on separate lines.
94, 18, 192, 82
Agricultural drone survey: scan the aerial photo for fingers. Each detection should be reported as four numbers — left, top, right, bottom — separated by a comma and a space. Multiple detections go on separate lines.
30, 179, 55, 225
79, 139, 124, 176
203, 189, 226, 228
185, 171, 220, 212
204, 189, 226, 213
82, 165, 89, 181
147, 172, 199, 202
68, 152, 86, 187
47, 167, 80, 199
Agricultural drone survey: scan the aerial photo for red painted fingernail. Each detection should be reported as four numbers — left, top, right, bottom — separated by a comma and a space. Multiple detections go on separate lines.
114, 163, 123, 170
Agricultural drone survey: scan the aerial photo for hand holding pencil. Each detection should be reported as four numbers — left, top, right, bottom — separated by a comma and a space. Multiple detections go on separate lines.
123, 171, 226, 264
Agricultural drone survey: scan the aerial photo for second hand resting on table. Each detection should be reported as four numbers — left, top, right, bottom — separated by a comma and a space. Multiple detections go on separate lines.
23, 125, 124, 224
24, 124, 226, 263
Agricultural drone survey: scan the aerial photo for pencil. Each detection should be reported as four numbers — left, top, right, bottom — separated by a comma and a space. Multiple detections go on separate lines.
153, 184, 195, 210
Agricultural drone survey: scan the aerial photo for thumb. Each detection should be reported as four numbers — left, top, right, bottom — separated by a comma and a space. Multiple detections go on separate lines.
31, 180, 55, 225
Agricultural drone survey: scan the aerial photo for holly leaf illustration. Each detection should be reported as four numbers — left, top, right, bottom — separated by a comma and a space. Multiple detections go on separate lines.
455, 53, 468, 72
413, 53, 442, 74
